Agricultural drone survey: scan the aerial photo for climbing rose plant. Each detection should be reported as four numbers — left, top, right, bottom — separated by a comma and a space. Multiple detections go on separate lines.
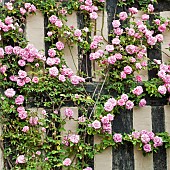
0, 0, 170, 169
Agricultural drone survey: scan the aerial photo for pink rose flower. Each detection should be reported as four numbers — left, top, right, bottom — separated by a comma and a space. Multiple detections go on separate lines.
49, 66, 59, 77
22, 126, 29, 132
65, 108, 73, 118
92, 120, 101, 129
0, 65, 7, 74
148, 4, 154, 12
15, 95, 24, 105
16, 155, 26, 164
90, 12, 98, 19
147, 131, 155, 140
135, 75, 142, 82
36, 151, 41, 155
32, 76, 39, 83
56, 41, 64, 50
17, 106, 25, 113
83, 167, 92, 170
17, 79, 26, 87
5, 2, 13, 10
114, 28, 123, 35
129, 7, 138, 14
139, 99, 146, 107
158, 85, 167, 95
18, 70, 27, 79
113, 133, 122, 143
158, 24, 166, 32
121, 94, 128, 102
18, 111, 28, 119
112, 38, 120, 45
156, 34, 163, 42
125, 100, 134, 110
4, 88, 16, 98
108, 55, 116, 64
143, 144, 151, 152
142, 14, 149, 21
55, 19, 63, 28
29, 117, 39, 126
41, 127, 46, 132
112, 20, 121, 28
63, 158, 71, 166
105, 45, 114, 52
104, 101, 114, 112
5, 45, 13, 54
153, 136, 163, 147
59, 74, 66, 82
47, 31, 53, 36
126, 45, 137, 54
48, 48, 56, 57
107, 113, 114, 121
132, 131, 140, 139
115, 53, 122, 60
46, 57, 55, 66
117, 99, 125, 106
78, 115, 86, 123
101, 116, 109, 124
124, 66, 132, 74
154, 19, 161, 25
0, 48, 4, 58
13, 46, 21, 55
74, 29, 82, 37
49, 15, 58, 24
132, 86, 143, 96
141, 134, 150, 144
20, 7, 26, 15
25, 77, 31, 83
18, 60, 26, 67
69, 134, 80, 144
121, 71, 126, 79
119, 12, 128, 21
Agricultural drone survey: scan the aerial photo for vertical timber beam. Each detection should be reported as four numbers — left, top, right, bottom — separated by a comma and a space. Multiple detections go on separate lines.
164, 105, 170, 170
106, 0, 134, 169
112, 109, 134, 170
152, 106, 167, 170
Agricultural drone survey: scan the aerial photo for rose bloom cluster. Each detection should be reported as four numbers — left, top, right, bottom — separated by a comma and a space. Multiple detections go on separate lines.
104, 94, 146, 112
0, 44, 44, 62
49, 65, 85, 85
0, 16, 21, 33
156, 62, 170, 96
90, 113, 114, 134
62, 134, 80, 146
20, 2, 36, 15
90, 35, 103, 50
88, 5, 168, 83
132, 130, 163, 152
79, 0, 105, 20
49, 15, 63, 28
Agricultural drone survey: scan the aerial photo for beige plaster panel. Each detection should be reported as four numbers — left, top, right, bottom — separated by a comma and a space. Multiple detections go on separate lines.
160, 11, 170, 63
26, 10, 45, 52
164, 105, 170, 170
94, 135, 112, 170
133, 106, 153, 170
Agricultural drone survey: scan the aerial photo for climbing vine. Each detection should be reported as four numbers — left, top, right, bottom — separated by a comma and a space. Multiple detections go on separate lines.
0, 0, 170, 169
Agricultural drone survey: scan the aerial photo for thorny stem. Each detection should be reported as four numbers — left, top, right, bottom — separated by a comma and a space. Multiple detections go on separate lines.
89, 67, 109, 119
0, 140, 13, 169
101, 9, 108, 43
67, 42, 78, 72
156, 46, 170, 58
